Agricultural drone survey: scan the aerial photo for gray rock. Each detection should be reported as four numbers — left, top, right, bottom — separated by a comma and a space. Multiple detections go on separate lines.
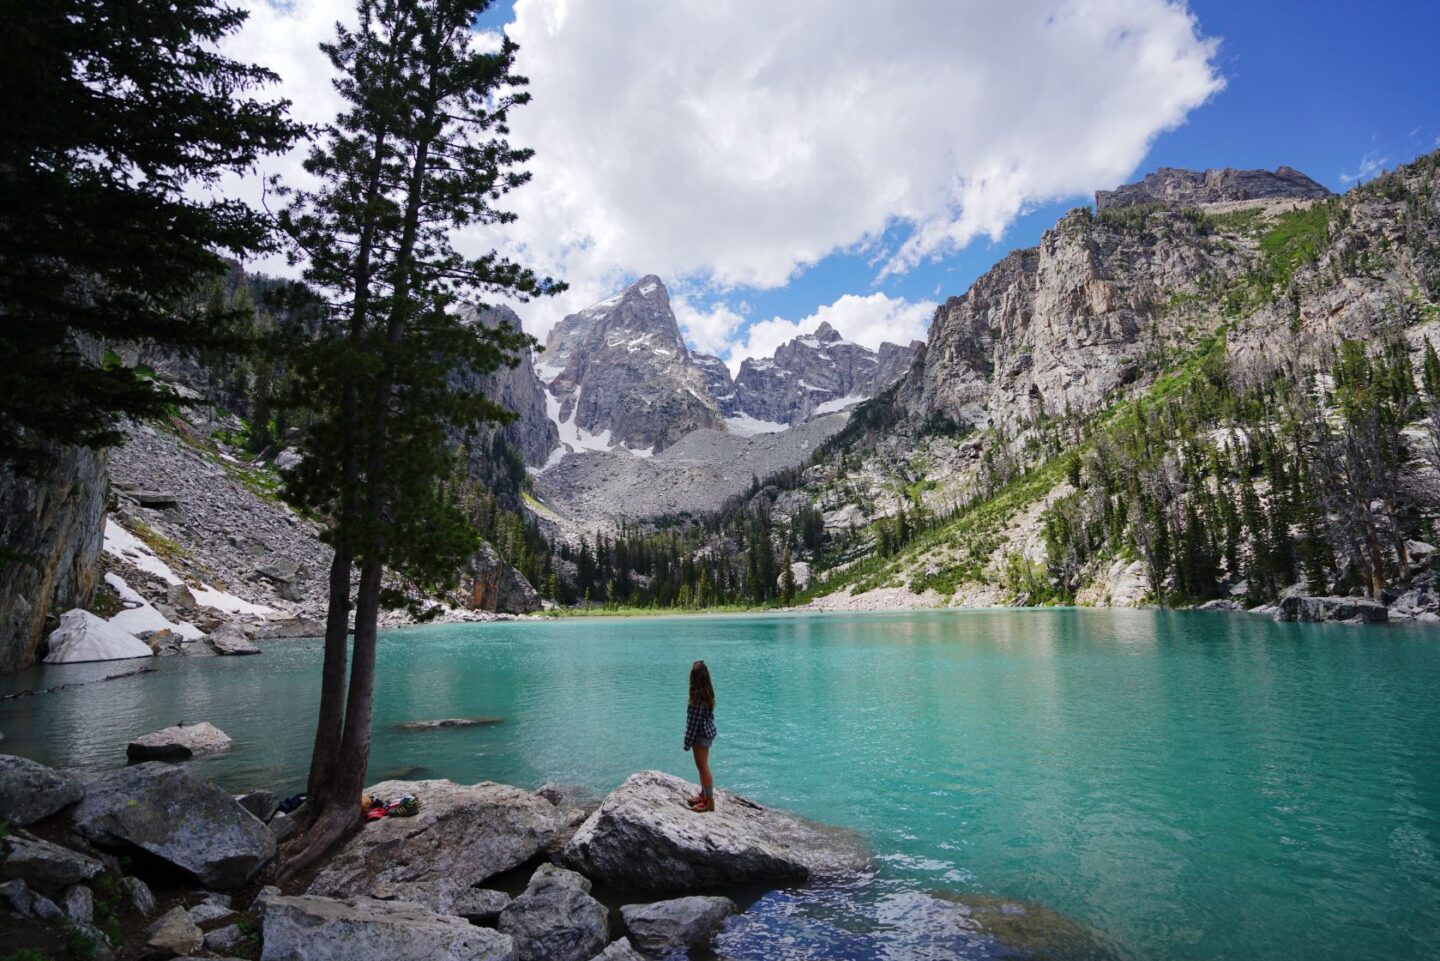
43, 609, 153, 664
562, 770, 869, 891
308, 779, 566, 901
204, 923, 248, 952
588, 938, 647, 961
148, 905, 204, 956
497, 865, 608, 961
123, 874, 157, 916
0, 753, 85, 825
72, 762, 275, 889
126, 721, 234, 761
0, 833, 106, 890
458, 306, 559, 469
261, 894, 515, 961
208, 625, 262, 655
369, 877, 466, 915
63, 883, 95, 924
188, 900, 236, 924
454, 887, 511, 925
0, 877, 62, 919
396, 717, 504, 731
269, 811, 298, 843
236, 789, 278, 821
1274, 595, 1389, 624
619, 896, 736, 955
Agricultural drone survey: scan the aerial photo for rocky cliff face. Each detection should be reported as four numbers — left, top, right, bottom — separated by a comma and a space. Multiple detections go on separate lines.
1095, 165, 1331, 210
0, 445, 107, 672
732, 323, 920, 425
463, 306, 559, 468
543, 276, 725, 454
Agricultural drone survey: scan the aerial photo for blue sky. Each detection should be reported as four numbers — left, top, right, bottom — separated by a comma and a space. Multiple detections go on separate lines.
238, 0, 1440, 366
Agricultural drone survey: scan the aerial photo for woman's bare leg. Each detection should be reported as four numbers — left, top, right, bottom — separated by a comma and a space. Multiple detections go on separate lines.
692, 745, 713, 808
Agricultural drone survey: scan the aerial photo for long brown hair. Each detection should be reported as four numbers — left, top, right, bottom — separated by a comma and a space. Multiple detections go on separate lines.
689, 660, 715, 709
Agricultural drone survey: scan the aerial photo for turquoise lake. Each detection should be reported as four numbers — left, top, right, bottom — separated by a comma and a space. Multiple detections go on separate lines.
2, 609, 1438, 960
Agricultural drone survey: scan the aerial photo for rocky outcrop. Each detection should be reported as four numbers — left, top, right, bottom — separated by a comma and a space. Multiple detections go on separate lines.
126, 722, 234, 762
459, 306, 559, 469
308, 779, 566, 904
261, 894, 515, 961
42, 609, 154, 664
71, 762, 274, 889
733, 322, 919, 425
1096, 165, 1332, 210
1, 833, 106, 890
467, 541, 542, 614
0, 442, 107, 674
1274, 595, 1390, 623
619, 896, 736, 955
543, 276, 726, 454
561, 770, 868, 890
0, 754, 85, 825
496, 864, 608, 961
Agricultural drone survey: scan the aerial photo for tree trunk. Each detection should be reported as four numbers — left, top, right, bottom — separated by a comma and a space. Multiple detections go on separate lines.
305, 545, 353, 801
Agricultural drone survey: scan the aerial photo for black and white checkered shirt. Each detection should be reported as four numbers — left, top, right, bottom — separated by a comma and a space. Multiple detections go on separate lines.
684, 703, 717, 750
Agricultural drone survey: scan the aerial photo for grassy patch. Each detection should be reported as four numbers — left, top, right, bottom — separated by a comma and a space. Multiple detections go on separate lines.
86, 582, 125, 619
130, 520, 188, 567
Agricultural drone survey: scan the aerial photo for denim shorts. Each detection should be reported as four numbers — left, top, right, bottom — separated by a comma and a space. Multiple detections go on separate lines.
692, 736, 714, 749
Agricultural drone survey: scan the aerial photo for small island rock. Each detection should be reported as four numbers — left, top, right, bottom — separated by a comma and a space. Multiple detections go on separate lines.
126, 721, 234, 762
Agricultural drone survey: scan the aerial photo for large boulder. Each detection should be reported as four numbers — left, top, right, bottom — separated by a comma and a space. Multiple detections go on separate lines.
1, 833, 105, 891
261, 894, 515, 961
207, 625, 261, 655
619, 896, 736, 954
562, 770, 869, 891
0, 754, 85, 825
71, 762, 275, 889
1275, 595, 1389, 623
308, 780, 566, 901
497, 865, 608, 961
466, 541, 542, 614
42, 609, 153, 663
126, 721, 234, 762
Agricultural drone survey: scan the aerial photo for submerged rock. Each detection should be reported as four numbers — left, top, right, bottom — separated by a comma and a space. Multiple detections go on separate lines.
395, 717, 504, 730
0, 754, 85, 825
562, 770, 869, 891
261, 894, 515, 961
619, 895, 736, 954
43, 609, 153, 664
72, 762, 275, 889
308, 779, 566, 901
931, 892, 1116, 961
126, 721, 234, 762
497, 865, 608, 961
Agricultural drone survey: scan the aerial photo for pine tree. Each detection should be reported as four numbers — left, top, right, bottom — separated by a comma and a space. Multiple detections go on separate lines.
274, 0, 560, 877
0, 0, 301, 468
780, 546, 796, 605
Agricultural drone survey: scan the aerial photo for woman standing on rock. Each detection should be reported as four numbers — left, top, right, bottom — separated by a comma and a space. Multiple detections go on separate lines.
684, 660, 719, 812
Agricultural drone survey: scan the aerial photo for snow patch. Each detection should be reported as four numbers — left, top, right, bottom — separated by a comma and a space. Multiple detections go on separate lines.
104, 572, 204, 640
534, 362, 565, 385
104, 519, 182, 586
813, 394, 866, 415
190, 585, 275, 617
725, 414, 790, 436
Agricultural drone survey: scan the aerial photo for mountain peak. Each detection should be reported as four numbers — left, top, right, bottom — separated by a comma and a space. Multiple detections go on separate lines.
1095, 165, 1331, 211
813, 321, 844, 343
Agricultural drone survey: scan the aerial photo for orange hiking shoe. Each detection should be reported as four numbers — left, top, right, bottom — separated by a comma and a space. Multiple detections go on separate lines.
689, 796, 714, 813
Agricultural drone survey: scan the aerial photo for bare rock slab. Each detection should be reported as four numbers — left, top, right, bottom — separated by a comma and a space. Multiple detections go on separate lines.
72, 762, 275, 889
43, 609, 153, 663
589, 938, 647, 961
308, 779, 567, 900
497, 865, 608, 961
126, 721, 234, 762
562, 770, 869, 891
0, 753, 85, 825
148, 904, 204, 956
619, 896, 737, 954
261, 894, 515, 961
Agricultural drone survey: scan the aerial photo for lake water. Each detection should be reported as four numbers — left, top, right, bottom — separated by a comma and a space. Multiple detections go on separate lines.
2, 609, 1438, 960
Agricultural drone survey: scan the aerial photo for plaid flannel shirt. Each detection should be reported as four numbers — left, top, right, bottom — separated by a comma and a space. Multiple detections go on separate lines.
683, 703, 717, 750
